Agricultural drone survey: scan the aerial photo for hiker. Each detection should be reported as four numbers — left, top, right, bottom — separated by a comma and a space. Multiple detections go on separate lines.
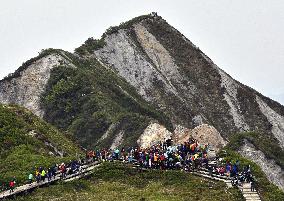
35, 169, 41, 183
47, 168, 52, 181
153, 153, 158, 168
120, 147, 125, 161
96, 150, 102, 161
250, 177, 256, 191
60, 163, 66, 179
9, 180, 15, 193
232, 164, 238, 177
28, 173, 33, 184
0, 181, 4, 192
225, 162, 232, 177
41, 169, 46, 182
114, 148, 120, 160
162, 138, 167, 150
51, 165, 57, 179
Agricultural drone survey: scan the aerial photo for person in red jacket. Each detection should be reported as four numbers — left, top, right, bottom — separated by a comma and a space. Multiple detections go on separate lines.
9, 180, 15, 193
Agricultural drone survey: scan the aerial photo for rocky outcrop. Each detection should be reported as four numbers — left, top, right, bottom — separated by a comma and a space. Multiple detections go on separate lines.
239, 140, 284, 191
175, 124, 227, 151
137, 123, 226, 151
0, 53, 72, 117
137, 123, 172, 148
256, 95, 284, 148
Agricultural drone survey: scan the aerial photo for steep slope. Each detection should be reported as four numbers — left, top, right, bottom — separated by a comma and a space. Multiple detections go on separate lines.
0, 104, 82, 183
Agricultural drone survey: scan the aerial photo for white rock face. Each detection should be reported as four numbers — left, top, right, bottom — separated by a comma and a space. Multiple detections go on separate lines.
94, 29, 157, 101
137, 123, 172, 148
137, 123, 226, 151
0, 54, 70, 117
97, 122, 119, 143
110, 131, 124, 150
133, 24, 196, 99
256, 96, 284, 148
217, 68, 249, 132
200, 52, 249, 132
174, 124, 227, 151
94, 25, 196, 106
239, 140, 284, 191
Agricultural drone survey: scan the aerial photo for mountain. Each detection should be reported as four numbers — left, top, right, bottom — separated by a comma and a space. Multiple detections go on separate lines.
1, 13, 284, 192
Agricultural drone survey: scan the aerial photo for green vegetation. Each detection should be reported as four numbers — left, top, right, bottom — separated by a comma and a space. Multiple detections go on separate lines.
227, 132, 284, 169
0, 104, 82, 184
16, 162, 244, 201
41, 57, 173, 149
103, 14, 157, 36
74, 38, 106, 55
1, 48, 69, 82
220, 133, 284, 201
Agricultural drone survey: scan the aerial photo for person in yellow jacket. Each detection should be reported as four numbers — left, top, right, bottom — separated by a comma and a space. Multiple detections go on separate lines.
153, 153, 158, 168
41, 169, 46, 182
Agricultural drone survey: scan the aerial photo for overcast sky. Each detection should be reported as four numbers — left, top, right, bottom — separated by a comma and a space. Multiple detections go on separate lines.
0, 0, 283, 105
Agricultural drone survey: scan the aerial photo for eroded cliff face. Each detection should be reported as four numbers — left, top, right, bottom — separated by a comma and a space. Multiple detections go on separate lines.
0, 53, 73, 117
239, 140, 284, 191
94, 27, 195, 127
256, 96, 284, 148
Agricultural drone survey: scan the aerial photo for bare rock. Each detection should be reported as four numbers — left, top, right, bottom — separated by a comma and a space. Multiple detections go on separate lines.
0, 53, 73, 117
239, 140, 284, 191
137, 123, 226, 151
137, 123, 172, 148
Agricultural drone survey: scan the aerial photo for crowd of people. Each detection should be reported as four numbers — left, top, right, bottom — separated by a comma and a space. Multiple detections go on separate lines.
85, 138, 210, 171
0, 137, 257, 194
86, 137, 257, 191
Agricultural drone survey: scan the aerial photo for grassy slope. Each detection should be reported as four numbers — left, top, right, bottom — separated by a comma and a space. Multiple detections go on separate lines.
0, 104, 82, 184
16, 162, 244, 201
41, 53, 173, 149
220, 133, 284, 201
